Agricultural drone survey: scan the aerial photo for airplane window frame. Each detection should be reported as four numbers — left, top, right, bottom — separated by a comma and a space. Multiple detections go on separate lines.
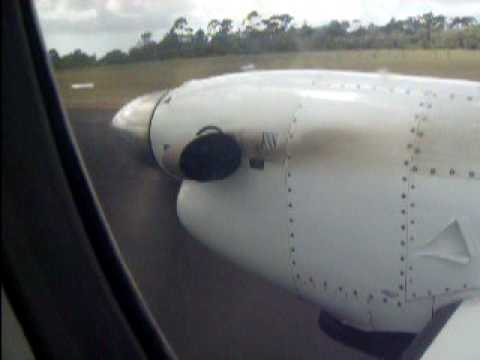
2, 2, 176, 359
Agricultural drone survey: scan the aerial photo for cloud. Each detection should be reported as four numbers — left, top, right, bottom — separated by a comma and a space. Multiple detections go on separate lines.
34, 0, 480, 55
433, 0, 479, 3
36, 0, 194, 34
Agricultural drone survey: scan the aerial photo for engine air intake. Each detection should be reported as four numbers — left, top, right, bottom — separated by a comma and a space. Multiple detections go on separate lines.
180, 130, 242, 182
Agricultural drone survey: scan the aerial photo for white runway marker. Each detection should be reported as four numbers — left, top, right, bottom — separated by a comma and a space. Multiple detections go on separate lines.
71, 82, 95, 90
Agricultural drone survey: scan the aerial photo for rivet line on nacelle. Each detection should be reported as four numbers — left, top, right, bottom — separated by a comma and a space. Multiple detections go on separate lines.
417, 283, 473, 298
403, 94, 434, 301
286, 109, 300, 290
422, 167, 479, 179
323, 82, 476, 103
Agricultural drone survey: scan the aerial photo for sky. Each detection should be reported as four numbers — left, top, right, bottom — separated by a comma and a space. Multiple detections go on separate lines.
35, 0, 480, 56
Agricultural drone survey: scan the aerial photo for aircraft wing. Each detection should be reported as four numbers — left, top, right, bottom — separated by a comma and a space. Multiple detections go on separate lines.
402, 297, 480, 359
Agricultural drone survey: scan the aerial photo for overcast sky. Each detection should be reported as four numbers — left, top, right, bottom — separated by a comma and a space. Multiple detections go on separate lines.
35, 0, 480, 56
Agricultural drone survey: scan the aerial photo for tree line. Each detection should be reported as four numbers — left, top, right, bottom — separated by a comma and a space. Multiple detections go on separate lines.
49, 11, 480, 69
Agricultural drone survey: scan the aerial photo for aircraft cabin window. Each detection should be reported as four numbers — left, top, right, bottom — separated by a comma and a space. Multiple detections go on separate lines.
32, 1, 480, 358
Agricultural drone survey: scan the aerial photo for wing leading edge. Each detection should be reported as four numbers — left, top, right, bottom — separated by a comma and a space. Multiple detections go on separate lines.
402, 297, 480, 359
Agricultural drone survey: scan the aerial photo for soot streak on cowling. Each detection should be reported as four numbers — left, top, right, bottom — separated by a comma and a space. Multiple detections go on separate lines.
289, 124, 408, 176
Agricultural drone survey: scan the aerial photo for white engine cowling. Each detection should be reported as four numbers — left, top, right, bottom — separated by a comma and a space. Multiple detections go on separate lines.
114, 70, 480, 334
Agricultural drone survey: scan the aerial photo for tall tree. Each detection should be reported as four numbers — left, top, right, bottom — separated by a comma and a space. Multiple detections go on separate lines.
138, 32, 154, 47
299, 22, 314, 37
383, 18, 404, 34
270, 14, 293, 32
324, 20, 349, 37
59, 49, 96, 69
48, 49, 60, 67
433, 15, 447, 31
207, 19, 221, 39
220, 19, 233, 35
192, 29, 208, 55
404, 16, 422, 35
243, 11, 262, 33
449, 16, 477, 29
420, 12, 435, 45
171, 17, 193, 39
99, 49, 128, 65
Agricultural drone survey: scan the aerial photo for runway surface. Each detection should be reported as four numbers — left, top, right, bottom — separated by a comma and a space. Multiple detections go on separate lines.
68, 108, 372, 360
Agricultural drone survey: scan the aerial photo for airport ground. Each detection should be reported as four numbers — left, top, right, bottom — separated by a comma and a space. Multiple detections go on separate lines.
57, 49, 480, 109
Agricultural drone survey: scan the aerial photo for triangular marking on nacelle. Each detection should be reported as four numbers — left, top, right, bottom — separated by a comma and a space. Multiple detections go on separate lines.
412, 219, 473, 265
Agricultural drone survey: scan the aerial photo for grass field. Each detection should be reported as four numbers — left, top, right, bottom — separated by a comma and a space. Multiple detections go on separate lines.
55, 50, 480, 110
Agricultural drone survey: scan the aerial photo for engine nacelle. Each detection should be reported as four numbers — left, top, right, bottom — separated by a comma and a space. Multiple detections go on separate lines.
113, 70, 480, 337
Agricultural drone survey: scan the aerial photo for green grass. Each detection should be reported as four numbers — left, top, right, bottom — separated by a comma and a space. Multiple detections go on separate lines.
55, 50, 480, 110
